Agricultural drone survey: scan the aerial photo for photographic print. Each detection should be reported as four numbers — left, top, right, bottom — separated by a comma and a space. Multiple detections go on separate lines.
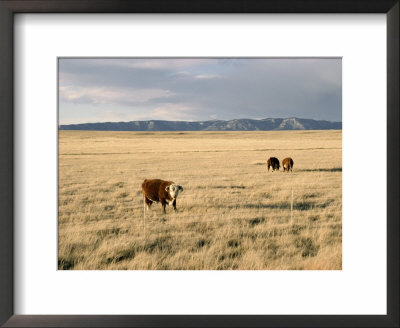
58, 58, 342, 270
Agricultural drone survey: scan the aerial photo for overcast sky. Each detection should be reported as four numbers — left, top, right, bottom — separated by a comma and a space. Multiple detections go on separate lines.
59, 58, 341, 124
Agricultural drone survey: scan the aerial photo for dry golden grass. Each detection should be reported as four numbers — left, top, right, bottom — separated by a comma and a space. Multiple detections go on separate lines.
58, 130, 342, 270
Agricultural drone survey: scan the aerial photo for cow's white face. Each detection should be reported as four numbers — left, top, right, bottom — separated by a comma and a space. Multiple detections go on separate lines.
165, 184, 183, 199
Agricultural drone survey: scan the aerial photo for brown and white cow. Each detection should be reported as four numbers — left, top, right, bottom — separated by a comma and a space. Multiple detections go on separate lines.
282, 157, 294, 172
267, 157, 280, 172
141, 179, 183, 213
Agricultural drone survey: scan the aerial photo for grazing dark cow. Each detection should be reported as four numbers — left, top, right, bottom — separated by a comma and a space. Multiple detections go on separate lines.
267, 157, 280, 172
282, 157, 294, 172
141, 179, 183, 213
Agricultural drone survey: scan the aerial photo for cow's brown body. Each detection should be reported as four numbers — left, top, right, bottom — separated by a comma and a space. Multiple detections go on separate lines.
141, 179, 183, 213
282, 157, 294, 172
267, 157, 280, 172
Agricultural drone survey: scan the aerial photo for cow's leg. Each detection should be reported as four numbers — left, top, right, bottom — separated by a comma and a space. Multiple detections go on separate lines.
161, 201, 167, 214
145, 197, 153, 210
173, 199, 177, 211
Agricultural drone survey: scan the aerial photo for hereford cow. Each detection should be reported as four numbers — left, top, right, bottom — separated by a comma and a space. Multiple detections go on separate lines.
282, 157, 294, 172
267, 157, 280, 172
141, 179, 183, 213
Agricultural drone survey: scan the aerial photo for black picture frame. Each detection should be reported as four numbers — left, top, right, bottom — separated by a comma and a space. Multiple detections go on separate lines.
0, 1, 398, 327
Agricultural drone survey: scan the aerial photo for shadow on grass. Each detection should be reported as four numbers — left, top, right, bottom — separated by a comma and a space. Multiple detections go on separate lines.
295, 237, 320, 257
140, 236, 175, 255
105, 249, 136, 264
196, 185, 246, 190
229, 199, 334, 211
58, 258, 75, 270
247, 217, 266, 226
299, 167, 342, 172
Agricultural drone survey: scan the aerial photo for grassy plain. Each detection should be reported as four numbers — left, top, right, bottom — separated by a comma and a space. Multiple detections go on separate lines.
58, 130, 342, 270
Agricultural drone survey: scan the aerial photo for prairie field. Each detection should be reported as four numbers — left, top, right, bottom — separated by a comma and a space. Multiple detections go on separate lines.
58, 130, 342, 270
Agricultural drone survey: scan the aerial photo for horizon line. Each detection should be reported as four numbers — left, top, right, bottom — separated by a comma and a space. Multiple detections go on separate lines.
59, 117, 342, 126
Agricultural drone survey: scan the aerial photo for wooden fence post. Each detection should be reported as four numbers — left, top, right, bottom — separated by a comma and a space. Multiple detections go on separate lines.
291, 188, 293, 225
143, 196, 146, 235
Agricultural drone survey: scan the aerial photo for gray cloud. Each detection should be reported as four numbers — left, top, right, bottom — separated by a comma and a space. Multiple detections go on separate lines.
59, 58, 341, 124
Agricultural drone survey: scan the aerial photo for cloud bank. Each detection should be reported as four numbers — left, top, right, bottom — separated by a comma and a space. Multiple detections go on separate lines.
59, 58, 341, 124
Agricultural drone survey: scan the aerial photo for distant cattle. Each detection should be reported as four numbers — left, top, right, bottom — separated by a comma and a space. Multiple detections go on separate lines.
141, 179, 183, 213
267, 157, 280, 172
282, 157, 294, 172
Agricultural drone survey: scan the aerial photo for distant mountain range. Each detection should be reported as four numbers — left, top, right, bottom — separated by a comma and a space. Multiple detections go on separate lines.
59, 117, 341, 131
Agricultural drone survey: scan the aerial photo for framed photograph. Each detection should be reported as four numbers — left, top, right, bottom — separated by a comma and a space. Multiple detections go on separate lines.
57, 57, 343, 271
0, 1, 398, 327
